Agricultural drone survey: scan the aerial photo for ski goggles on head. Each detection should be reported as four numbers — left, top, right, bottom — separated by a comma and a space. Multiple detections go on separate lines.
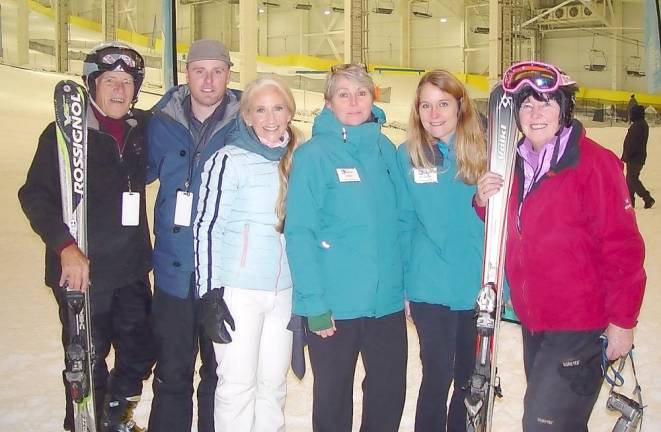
87, 46, 145, 74
502, 61, 575, 94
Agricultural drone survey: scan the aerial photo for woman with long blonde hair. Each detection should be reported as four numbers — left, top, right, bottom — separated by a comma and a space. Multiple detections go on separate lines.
397, 69, 487, 431
193, 74, 299, 431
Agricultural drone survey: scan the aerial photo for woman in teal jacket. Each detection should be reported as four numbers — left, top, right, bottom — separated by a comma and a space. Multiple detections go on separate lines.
284, 64, 409, 432
397, 70, 487, 432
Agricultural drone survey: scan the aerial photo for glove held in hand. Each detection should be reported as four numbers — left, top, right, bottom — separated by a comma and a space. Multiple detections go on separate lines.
199, 287, 235, 344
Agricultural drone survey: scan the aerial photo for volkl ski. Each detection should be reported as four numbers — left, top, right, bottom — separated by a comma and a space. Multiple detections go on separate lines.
464, 83, 519, 432
54, 80, 97, 432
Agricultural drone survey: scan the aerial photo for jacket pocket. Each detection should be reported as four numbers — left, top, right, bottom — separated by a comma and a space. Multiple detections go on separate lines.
240, 223, 250, 267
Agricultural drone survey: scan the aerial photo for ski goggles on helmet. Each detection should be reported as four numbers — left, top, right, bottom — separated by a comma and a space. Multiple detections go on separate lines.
86, 46, 145, 74
502, 61, 575, 94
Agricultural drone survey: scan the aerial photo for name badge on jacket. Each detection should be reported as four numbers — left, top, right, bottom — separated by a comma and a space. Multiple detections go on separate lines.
413, 167, 438, 184
336, 168, 361, 182
174, 190, 193, 226
121, 192, 140, 226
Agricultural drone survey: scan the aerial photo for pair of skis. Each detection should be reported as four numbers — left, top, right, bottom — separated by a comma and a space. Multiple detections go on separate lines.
54, 80, 97, 432
464, 84, 519, 432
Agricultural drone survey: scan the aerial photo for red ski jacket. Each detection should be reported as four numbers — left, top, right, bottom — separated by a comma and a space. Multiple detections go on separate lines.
482, 121, 646, 332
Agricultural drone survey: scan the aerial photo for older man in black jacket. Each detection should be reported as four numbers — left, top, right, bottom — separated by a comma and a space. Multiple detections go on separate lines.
622, 104, 654, 209
18, 42, 154, 432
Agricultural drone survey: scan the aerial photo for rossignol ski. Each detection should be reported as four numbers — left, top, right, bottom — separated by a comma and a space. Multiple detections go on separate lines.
465, 84, 519, 432
54, 80, 97, 432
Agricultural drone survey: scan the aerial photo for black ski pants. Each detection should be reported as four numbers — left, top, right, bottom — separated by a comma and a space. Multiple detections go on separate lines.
521, 327, 604, 432
54, 277, 154, 430
410, 302, 476, 432
307, 311, 407, 432
625, 162, 653, 206
148, 274, 217, 432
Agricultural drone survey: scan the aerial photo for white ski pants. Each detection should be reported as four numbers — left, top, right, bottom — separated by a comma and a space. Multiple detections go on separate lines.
213, 286, 293, 432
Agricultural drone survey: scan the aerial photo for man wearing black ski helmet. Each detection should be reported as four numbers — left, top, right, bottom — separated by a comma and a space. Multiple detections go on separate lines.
19, 41, 154, 432
83, 41, 146, 107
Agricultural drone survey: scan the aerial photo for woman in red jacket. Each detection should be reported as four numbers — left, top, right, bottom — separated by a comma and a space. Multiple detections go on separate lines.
475, 61, 646, 432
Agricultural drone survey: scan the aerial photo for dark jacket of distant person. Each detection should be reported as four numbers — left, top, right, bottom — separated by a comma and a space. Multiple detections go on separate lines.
621, 105, 649, 166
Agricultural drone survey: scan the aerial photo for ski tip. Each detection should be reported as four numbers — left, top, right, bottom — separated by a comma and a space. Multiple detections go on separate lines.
54, 80, 88, 100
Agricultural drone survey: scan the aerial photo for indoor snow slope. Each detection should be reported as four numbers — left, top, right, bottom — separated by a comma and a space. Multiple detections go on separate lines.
0, 63, 658, 431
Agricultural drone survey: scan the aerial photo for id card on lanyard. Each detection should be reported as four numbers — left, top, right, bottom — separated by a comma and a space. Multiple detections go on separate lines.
175, 190, 193, 226
122, 192, 140, 226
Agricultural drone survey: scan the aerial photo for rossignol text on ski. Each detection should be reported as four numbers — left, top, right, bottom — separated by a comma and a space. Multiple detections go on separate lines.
54, 80, 97, 432
464, 83, 519, 432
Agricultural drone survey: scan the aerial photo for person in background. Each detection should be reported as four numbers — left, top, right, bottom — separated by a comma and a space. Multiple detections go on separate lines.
627, 94, 638, 122
622, 104, 654, 209
146, 39, 241, 432
18, 42, 154, 432
284, 63, 409, 432
397, 69, 487, 432
193, 75, 299, 432
476, 61, 646, 431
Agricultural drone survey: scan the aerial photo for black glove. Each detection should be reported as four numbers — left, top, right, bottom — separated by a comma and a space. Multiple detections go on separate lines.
199, 287, 235, 344
287, 314, 308, 380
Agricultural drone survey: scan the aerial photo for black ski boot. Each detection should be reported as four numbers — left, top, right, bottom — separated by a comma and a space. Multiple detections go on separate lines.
644, 197, 655, 209
100, 395, 146, 432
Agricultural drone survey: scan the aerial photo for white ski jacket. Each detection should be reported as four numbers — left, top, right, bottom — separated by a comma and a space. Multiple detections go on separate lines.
194, 121, 292, 296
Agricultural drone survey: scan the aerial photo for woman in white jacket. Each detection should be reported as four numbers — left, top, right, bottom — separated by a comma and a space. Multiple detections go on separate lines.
193, 75, 299, 432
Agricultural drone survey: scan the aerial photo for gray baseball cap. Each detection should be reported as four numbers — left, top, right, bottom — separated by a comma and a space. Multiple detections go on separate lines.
186, 39, 233, 66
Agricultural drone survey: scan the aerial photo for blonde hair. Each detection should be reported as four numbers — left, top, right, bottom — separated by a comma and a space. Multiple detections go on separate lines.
406, 70, 487, 184
275, 126, 302, 233
324, 64, 375, 101
240, 75, 296, 123
238, 75, 298, 233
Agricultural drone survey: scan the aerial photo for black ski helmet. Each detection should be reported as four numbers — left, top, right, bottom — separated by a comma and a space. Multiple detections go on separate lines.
82, 42, 145, 104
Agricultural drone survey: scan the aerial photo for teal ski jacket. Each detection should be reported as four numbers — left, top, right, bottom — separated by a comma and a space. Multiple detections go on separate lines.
284, 106, 409, 320
396, 137, 484, 310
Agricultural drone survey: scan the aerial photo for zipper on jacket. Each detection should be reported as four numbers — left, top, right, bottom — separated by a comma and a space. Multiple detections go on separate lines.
100, 124, 135, 192
274, 234, 284, 293
517, 230, 531, 325
522, 279, 532, 326
342, 127, 347, 143
123, 125, 135, 191
373, 280, 380, 316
